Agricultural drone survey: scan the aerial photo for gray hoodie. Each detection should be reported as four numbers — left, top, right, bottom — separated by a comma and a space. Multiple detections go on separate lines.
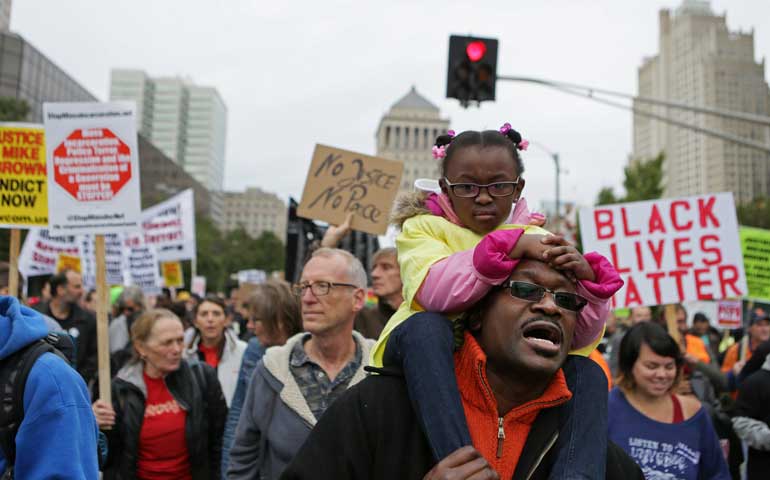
731, 353, 770, 450
227, 331, 374, 480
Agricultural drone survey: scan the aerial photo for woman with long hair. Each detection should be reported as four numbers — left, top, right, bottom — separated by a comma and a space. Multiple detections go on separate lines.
92, 309, 227, 479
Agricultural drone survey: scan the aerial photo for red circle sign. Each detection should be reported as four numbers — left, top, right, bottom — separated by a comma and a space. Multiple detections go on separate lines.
53, 128, 132, 201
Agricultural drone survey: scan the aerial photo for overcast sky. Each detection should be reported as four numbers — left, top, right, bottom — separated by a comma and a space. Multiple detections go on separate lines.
13, 0, 770, 211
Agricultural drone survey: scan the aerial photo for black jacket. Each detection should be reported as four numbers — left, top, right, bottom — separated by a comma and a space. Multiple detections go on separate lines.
34, 301, 97, 385
102, 358, 228, 480
281, 371, 644, 480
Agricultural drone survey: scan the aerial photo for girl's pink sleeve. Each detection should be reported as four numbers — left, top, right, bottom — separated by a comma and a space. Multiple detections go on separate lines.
415, 229, 524, 313
572, 252, 624, 350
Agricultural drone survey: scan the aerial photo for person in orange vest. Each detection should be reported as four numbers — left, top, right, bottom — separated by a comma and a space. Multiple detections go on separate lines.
674, 304, 711, 364
722, 308, 770, 392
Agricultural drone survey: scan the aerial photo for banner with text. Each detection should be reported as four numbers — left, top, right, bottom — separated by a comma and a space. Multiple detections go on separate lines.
141, 189, 196, 261
123, 233, 162, 295
739, 226, 770, 302
17, 229, 79, 277
0, 123, 48, 228
297, 144, 403, 235
578, 193, 747, 308
43, 102, 141, 234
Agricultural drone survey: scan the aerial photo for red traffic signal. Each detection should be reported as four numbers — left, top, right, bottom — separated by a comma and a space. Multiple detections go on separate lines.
446, 35, 498, 106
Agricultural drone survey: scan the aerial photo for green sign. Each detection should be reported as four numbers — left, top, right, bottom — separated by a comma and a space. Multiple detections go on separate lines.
740, 226, 770, 302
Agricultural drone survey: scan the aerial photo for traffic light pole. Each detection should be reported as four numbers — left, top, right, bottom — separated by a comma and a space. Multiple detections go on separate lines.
496, 75, 770, 155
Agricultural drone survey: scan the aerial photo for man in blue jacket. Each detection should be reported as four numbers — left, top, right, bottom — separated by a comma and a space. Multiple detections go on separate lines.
0, 296, 99, 478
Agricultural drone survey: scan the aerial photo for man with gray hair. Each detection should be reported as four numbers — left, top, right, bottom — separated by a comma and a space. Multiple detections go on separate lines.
228, 248, 375, 480
108, 285, 146, 372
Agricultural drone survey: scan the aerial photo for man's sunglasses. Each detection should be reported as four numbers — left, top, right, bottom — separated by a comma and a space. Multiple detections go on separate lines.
505, 281, 588, 312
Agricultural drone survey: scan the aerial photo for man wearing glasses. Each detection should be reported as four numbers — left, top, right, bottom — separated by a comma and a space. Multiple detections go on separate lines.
282, 257, 642, 479
228, 248, 375, 480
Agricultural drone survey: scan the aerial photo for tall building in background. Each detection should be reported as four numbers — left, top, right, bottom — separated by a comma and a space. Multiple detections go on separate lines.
221, 188, 287, 242
109, 69, 227, 193
0, 0, 12, 32
0, 32, 96, 121
633, 0, 770, 203
376, 86, 450, 192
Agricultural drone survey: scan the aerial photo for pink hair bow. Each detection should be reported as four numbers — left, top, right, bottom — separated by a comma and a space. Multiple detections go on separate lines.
432, 145, 447, 159
518, 139, 530, 151
499, 122, 512, 135
447, 130, 456, 138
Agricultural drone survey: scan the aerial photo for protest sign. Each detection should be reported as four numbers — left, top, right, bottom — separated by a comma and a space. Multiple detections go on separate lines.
0, 123, 47, 228
579, 193, 747, 308
18, 229, 79, 277
191, 275, 206, 297
79, 234, 125, 288
123, 233, 162, 295
740, 226, 770, 302
161, 261, 184, 288
238, 269, 266, 285
141, 189, 196, 261
43, 102, 141, 234
56, 253, 81, 274
717, 300, 743, 328
297, 144, 403, 235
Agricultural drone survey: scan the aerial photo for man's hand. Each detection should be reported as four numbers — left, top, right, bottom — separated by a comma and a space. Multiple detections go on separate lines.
683, 353, 701, 366
423, 446, 499, 480
321, 213, 353, 248
541, 235, 596, 282
732, 360, 747, 377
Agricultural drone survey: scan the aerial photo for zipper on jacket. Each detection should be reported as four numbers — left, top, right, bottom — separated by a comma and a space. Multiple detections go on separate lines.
496, 416, 505, 458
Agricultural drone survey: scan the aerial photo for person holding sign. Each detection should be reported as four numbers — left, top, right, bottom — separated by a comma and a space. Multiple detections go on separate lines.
370, 125, 624, 478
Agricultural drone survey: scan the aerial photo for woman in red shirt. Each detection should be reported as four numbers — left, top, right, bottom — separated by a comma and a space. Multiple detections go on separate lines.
185, 295, 247, 407
92, 309, 227, 480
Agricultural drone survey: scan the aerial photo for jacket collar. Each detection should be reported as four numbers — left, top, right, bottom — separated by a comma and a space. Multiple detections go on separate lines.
116, 360, 148, 397
763, 352, 770, 371
184, 328, 239, 358
262, 330, 373, 426
455, 332, 572, 417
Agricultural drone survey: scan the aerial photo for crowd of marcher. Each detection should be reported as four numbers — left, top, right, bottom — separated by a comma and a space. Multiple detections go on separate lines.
0, 125, 768, 479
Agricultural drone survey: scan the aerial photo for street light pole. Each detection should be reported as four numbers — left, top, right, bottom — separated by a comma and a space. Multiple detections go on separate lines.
529, 140, 561, 232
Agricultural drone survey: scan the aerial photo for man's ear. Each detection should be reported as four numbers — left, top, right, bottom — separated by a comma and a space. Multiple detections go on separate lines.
351, 287, 366, 313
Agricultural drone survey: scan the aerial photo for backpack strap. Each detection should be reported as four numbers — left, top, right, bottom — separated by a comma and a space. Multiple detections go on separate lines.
0, 335, 68, 474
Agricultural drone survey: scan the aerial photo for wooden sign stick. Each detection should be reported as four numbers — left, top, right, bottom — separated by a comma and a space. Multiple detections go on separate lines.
95, 234, 112, 426
8, 229, 20, 299
664, 304, 682, 347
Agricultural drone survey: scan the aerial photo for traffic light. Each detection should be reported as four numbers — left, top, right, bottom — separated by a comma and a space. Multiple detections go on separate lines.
446, 35, 498, 106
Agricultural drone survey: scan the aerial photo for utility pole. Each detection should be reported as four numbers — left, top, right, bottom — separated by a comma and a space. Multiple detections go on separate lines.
530, 141, 561, 232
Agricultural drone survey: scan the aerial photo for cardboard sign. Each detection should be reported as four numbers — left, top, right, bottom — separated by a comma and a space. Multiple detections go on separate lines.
161, 261, 184, 288
191, 275, 206, 297
43, 102, 141, 234
0, 123, 48, 228
141, 189, 196, 261
56, 253, 81, 274
297, 144, 403, 235
740, 226, 770, 302
717, 300, 743, 328
579, 193, 747, 308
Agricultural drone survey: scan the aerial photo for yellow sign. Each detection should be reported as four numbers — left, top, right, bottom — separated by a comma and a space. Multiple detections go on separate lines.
0, 123, 47, 228
56, 252, 81, 274
161, 261, 184, 288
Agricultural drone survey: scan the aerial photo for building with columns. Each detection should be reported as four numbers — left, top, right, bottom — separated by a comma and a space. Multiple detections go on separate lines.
376, 86, 451, 191
221, 188, 287, 242
632, 0, 770, 203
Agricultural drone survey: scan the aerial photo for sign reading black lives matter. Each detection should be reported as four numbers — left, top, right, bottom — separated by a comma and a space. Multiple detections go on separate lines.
297, 144, 404, 235
43, 102, 141, 234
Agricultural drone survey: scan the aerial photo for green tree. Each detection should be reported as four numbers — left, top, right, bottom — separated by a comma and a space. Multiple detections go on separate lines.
737, 197, 770, 229
195, 217, 225, 292
0, 97, 29, 122
253, 231, 285, 273
595, 187, 619, 206
622, 153, 664, 202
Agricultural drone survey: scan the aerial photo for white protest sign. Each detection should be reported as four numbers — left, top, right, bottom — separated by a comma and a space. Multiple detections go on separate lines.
579, 193, 747, 308
238, 269, 266, 285
43, 102, 141, 234
80, 234, 125, 288
141, 189, 196, 261
123, 233, 162, 295
191, 276, 206, 297
17, 229, 79, 277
